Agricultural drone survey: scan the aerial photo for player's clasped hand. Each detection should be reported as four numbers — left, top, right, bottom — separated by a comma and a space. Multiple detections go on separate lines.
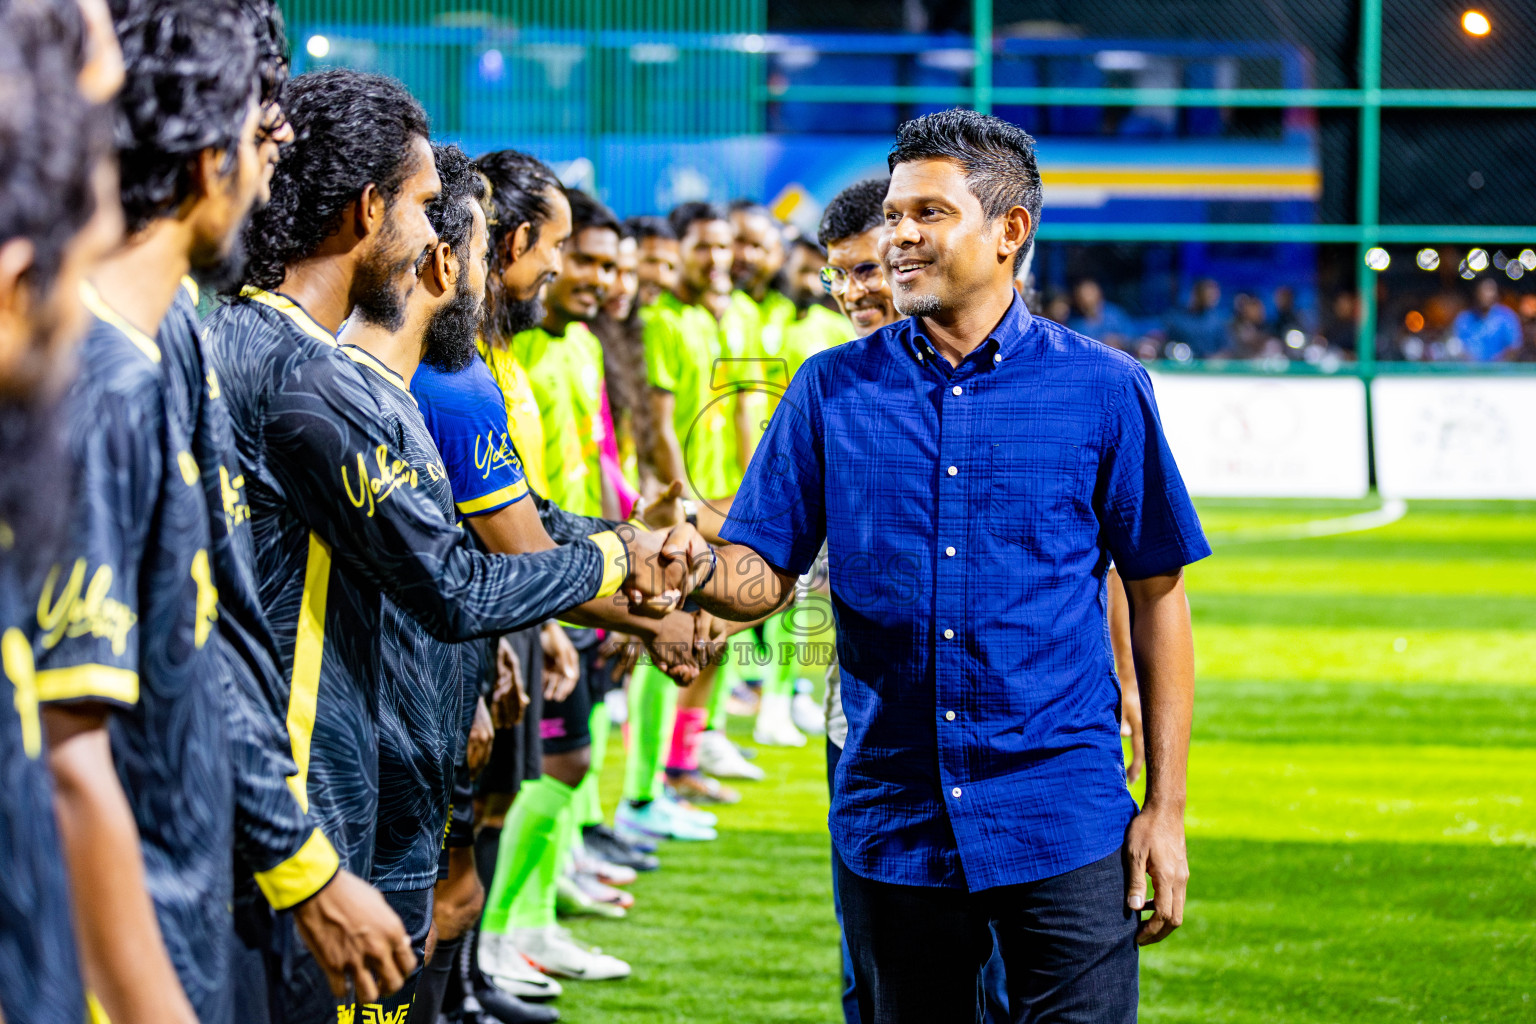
290, 870, 418, 1004
1124, 803, 1189, 946
616, 521, 696, 615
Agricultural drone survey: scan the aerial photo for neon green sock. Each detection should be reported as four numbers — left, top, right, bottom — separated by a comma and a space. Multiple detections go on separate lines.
761, 610, 795, 699
508, 791, 575, 931
576, 704, 610, 828
622, 663, 676, 803
707, 654, 734, 732
481, 776, 573, 934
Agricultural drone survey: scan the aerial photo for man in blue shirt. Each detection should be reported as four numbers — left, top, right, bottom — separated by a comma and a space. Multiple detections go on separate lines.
686, 109, 1208, 1022
1452, 277, 1521, 361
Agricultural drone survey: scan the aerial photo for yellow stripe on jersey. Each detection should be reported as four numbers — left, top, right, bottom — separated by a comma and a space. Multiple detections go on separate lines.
254, 827, 341, 910
342, 345, 413, 395
34, 663, 140, 706
180, 275, 200, 305
79, 281, 160, 363
588, 531, 628, 600
2, 628, 40, 758
87, 992, 109, 1024
286, 532, 331, 812
455, 479, 529, 515
241, 287, 338, 347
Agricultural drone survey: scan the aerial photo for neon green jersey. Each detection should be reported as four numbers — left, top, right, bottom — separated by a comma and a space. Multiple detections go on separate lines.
641, 292, 737, 501
782, 302, 854, 381
509, 321, 606, 517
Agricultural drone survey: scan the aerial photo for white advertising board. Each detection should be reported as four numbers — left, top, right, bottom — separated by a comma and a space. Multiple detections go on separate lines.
1147, 373, 1370, 498
1372, 377, 1536, 499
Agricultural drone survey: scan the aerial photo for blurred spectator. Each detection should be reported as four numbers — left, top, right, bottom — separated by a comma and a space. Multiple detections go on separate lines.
1065, 278, 1135, 350
1269, 285, 1310, 343
1164, 278, 1226, 358
1041, 290, 1071, 325
1451, 278, 1521, 361
1220, 292, 1271, 359
1505, 315, 1536, 363
1321, 291, 1357, 354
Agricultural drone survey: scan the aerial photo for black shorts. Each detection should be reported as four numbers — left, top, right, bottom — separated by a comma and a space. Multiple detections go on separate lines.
477, 626, 544, 797
539, 629, 601, 755
260, 887, 433, 1024
438, 758, 477, 880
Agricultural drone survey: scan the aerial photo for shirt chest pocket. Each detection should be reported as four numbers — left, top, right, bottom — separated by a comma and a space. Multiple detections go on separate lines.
986, 439, 1093, 546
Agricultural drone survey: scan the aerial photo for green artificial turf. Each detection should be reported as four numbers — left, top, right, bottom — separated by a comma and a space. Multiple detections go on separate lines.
553, 498, 1535, 1022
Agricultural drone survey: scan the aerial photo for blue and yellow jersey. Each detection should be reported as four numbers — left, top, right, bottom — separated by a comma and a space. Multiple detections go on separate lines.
0, 536, 85, 1024
341, 344, 465, 894
205, 290, 629, 877
34, 285, 235, 1024
412, 356, 529, 520
159, 285, 340, 912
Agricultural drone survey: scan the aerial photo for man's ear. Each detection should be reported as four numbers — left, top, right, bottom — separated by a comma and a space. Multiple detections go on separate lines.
997, 205, 1031, 266
0, 238, 38, 376
428, 241, 456, 295
504, 221, 533, 265
354, 182, 385, 243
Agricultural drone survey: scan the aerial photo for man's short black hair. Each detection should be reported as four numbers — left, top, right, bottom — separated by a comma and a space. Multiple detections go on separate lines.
112, 0, 272, 235
888, 108, 1042, 269
668, 200, 728, 241
625, 214, 674, 242
426, 142, 486, 269
236, 68, 429, 293
728, 198, 771, 219
475, 149, 561, 262
564, 188, 620, 239
818, 177, 888, 249
0, 0, 106, 301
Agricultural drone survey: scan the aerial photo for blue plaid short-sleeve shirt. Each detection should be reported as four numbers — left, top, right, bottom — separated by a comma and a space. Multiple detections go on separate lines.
720, 294, 1210, 891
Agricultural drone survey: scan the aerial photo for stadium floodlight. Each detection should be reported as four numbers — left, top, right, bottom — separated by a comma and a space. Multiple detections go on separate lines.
1519, 249, 1536, 270
306, 34, 330, 59
1365, 247, 1390, 271
1416, 248, 1440, 271
1467, 248, 1490, 272
1462, 10, 1491, 36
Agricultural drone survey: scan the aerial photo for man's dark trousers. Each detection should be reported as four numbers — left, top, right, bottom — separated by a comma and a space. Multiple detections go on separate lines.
837, 848, 1138, 1024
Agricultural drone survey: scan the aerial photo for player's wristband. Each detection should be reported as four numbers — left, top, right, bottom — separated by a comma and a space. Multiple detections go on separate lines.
691, 544, 718, 593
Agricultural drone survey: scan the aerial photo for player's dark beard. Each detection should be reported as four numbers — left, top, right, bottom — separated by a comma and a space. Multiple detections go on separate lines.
484, 273, 543, 342
193, 230, 250, 296
419, 278, 483, 374
351, 217, 419, 332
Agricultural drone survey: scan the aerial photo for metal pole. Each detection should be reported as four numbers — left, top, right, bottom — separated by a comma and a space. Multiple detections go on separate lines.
972, 0, 993, 114
1355, 0, 1382, 373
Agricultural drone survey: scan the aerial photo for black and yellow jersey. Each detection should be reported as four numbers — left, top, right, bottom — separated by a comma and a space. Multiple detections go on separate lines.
0, 536, 85, 1024
340, 343, 464, 893
160, 283, 340, 911
204, 290, 629, 876
33, 286, 234, 1024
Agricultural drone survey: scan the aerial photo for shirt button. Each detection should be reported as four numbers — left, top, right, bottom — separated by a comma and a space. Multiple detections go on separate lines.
952, 385, 962, 396
943, 628, 954, 639
947, 465, 957, 476
952, 787, 963, 798
945, 710, 956, 721
994, 353, 1002, 363
945, 545, 956, 557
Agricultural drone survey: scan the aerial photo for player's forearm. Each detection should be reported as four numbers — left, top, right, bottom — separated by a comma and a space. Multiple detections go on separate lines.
1125, 571, 1194, 814
689, 543, 795, 622
419, 538, 621, 642
45, 710, 197, 1024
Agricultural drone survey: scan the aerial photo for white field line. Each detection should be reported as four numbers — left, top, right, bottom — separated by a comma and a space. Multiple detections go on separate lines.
1207, 498, 1409, 546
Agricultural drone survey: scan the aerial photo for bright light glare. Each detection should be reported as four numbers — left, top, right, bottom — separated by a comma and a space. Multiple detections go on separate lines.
306, 34, 330, 58
1404, 311, 1425, 333
1507, 262, 1525, 281
1416, 248, 1440, 271
1365, 247, 1390, 271
1462, 10, 1491, 36
1467, 248, 1490, 272
1285, 329, 1305, 349
1519, 249, 1536, 270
